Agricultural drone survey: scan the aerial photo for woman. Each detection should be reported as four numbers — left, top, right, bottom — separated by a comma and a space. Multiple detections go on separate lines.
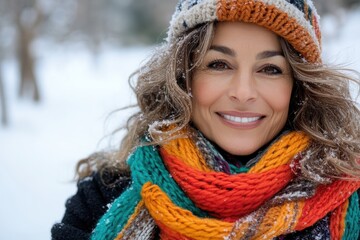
52, 0, 360, 239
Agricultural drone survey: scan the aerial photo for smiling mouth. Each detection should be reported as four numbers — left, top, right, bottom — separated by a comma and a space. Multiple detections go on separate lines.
222, 115, 261, 123
218, 113, 265, 125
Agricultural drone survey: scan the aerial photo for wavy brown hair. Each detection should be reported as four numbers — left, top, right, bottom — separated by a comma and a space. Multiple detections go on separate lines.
77, 22, 360, 183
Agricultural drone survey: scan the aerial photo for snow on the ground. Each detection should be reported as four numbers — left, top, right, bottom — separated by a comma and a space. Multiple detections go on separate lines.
1, 7, 360, 240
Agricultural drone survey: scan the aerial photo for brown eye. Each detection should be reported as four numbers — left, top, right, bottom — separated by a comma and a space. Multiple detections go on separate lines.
207, 60, 230, 70
260, 65, 283, 75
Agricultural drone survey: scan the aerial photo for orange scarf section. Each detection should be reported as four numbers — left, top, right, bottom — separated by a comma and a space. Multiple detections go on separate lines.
161, 131, 308, 221
161, 149, 293, 221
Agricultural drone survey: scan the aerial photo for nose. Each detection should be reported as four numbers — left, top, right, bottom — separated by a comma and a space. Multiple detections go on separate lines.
228, 70, 258, 103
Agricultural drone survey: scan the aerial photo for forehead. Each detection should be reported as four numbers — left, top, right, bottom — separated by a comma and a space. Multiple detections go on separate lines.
212, 22, 282, 51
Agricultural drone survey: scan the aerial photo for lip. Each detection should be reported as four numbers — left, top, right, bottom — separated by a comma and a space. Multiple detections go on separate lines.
216, 111, 265, 129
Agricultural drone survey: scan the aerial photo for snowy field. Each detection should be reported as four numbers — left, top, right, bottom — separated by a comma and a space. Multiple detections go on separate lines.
1, 9, 360, 240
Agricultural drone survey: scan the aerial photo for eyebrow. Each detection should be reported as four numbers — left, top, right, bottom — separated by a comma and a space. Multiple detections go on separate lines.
256, 50, 284, 60
209, 45, 236, 57
209, 45, 284, 59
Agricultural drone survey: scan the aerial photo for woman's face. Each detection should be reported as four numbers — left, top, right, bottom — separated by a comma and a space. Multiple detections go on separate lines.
191, 22, 293, 156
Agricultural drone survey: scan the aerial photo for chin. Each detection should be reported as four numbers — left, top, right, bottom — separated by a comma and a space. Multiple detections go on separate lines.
221, 145, 259, 156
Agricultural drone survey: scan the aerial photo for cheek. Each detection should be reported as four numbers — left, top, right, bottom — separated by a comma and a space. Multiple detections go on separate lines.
262, 81, 293, 113
191, 74, 221, 108
190, 74, 224, 131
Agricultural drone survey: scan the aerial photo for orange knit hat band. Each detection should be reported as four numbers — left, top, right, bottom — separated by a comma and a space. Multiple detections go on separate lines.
167, 0, 322, 63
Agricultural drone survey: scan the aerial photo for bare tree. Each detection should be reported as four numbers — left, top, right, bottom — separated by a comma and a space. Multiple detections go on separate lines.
0, 0, 10, 126
0, 57, 7, 126
73, 0, 107, 54
13, 0, 43, 102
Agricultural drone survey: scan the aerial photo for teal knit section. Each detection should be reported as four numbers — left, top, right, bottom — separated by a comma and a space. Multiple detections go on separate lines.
128, 145, 206, 216
91, 144, 207, 240
342, 191, 360, 240
230, 165, 249, 174
90, 185, 140, 240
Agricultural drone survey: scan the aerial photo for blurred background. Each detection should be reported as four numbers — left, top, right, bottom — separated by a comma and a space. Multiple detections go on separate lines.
0, 0, 360, 239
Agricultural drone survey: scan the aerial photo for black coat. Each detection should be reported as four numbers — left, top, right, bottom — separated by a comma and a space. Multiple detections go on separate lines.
51, 171, 131, 240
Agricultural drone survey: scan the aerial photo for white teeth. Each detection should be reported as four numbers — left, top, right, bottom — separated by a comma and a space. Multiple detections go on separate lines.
222, 115, 261, 123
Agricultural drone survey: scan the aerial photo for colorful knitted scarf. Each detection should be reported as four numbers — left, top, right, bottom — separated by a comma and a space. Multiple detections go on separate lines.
91, 130, 360, 240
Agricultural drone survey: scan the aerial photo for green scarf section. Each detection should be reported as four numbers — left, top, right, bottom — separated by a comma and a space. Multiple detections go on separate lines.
343, 192, 360, 239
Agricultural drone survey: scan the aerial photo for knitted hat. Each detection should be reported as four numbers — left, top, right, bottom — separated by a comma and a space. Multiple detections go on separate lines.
167, 0, 322, 63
